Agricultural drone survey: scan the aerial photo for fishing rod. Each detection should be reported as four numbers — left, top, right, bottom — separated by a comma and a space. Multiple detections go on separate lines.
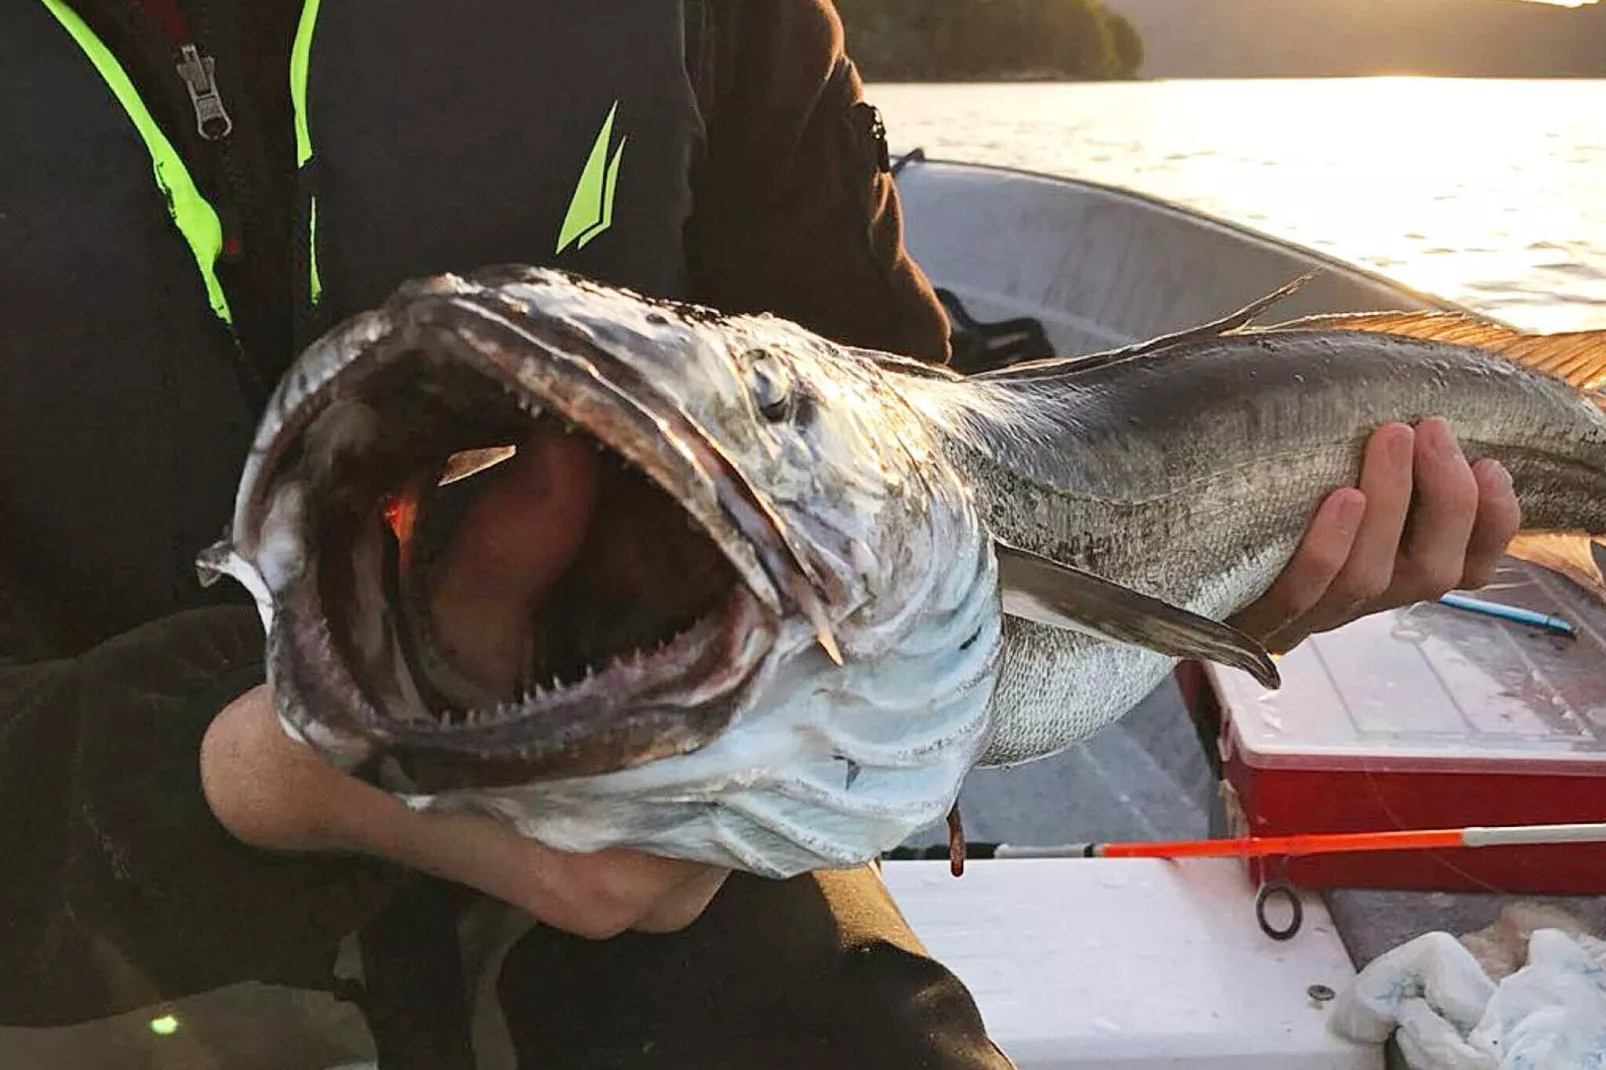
960, 822, 1606, 860
893, 821, 1606, 866
887, 822, 1606, 940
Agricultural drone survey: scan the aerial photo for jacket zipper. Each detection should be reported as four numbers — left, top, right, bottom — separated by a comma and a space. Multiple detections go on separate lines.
123, 0, 273, 401
132, 0, 248, 261
134, 0, 228, 139
175, 41, 232, 140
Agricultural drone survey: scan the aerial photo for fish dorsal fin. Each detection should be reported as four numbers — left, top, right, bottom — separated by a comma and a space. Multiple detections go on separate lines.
973, 273, 1318, 382
1265, 311, 1606, 401
1506, 533, 1606, 602
994, 541, 1280, 688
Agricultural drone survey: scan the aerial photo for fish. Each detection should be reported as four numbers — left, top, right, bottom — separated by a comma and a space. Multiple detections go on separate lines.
199, 266, 1606, 879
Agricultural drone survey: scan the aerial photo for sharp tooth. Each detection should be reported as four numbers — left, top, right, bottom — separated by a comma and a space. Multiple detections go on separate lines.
815, 627, 844, 667
798, 595, 844, 667
439, 446, 518, 486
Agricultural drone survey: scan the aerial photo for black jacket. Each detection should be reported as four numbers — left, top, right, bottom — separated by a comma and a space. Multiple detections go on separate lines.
0, 0, 949, 1024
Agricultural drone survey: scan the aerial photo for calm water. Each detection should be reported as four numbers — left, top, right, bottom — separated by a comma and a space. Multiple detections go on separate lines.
869, 78, 1606, 333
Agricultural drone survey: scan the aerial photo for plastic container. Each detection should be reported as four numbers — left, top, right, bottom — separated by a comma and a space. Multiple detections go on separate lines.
1200, 557, 1606, 895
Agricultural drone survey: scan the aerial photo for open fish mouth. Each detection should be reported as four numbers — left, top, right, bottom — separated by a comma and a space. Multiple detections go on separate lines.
217, 274, 836, 793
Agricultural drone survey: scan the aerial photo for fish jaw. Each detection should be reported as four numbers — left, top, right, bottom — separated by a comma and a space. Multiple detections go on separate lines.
396, 518, 1004, 878
205, 271, 837, 790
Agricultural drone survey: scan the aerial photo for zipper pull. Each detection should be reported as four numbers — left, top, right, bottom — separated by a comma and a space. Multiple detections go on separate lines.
176, 44, 233, 141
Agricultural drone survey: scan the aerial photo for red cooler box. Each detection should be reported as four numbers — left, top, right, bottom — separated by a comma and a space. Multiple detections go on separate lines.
1198, 556, 1606, 895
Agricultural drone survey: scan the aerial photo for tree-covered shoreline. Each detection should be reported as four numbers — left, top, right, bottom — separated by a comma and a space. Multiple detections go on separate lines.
834, 0, 1145, 82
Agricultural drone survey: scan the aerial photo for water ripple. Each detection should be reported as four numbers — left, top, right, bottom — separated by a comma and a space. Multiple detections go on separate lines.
871, 78, 1606, 333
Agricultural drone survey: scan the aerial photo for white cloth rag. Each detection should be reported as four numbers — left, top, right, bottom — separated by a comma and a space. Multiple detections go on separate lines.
1330, 927, 1606, 1069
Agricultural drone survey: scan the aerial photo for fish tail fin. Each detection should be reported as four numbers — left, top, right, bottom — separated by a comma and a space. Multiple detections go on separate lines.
1263, 311, 1606, 411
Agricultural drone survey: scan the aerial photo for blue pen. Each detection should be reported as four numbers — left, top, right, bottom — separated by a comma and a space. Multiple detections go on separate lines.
1437, 592, 1577, 638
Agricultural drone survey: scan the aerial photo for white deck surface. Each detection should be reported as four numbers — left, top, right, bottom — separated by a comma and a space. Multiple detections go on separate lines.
882, 857, 1381, 1070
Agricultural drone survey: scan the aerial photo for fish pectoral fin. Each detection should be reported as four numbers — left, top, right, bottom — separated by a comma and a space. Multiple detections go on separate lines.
994, 541, 1281, 689
1506, 532, 1606, 603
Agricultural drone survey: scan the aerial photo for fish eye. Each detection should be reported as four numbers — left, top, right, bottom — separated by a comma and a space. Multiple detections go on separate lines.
745, 349, 795, 422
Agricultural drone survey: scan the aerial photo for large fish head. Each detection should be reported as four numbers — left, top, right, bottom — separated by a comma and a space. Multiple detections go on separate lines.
201, 266, 1001, 868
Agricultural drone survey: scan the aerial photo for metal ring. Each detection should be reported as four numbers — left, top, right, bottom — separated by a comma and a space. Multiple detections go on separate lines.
1255, 879, 1304, 941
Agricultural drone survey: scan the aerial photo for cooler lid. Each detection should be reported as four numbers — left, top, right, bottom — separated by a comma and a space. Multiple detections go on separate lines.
1209, 555, 1606, 774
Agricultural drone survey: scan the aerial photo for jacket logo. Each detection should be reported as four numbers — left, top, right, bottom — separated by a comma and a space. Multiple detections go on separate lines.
556, 101, 626, 255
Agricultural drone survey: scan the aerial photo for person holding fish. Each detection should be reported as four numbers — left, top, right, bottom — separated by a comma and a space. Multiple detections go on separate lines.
1, 1, 1527, 1068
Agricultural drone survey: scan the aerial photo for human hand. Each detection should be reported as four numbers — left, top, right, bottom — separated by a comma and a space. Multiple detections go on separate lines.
201, 423, 730, 938
1227, 418, 1522, 653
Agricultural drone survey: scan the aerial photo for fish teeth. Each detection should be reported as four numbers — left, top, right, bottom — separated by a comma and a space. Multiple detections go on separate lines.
502, 384, 541, 417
